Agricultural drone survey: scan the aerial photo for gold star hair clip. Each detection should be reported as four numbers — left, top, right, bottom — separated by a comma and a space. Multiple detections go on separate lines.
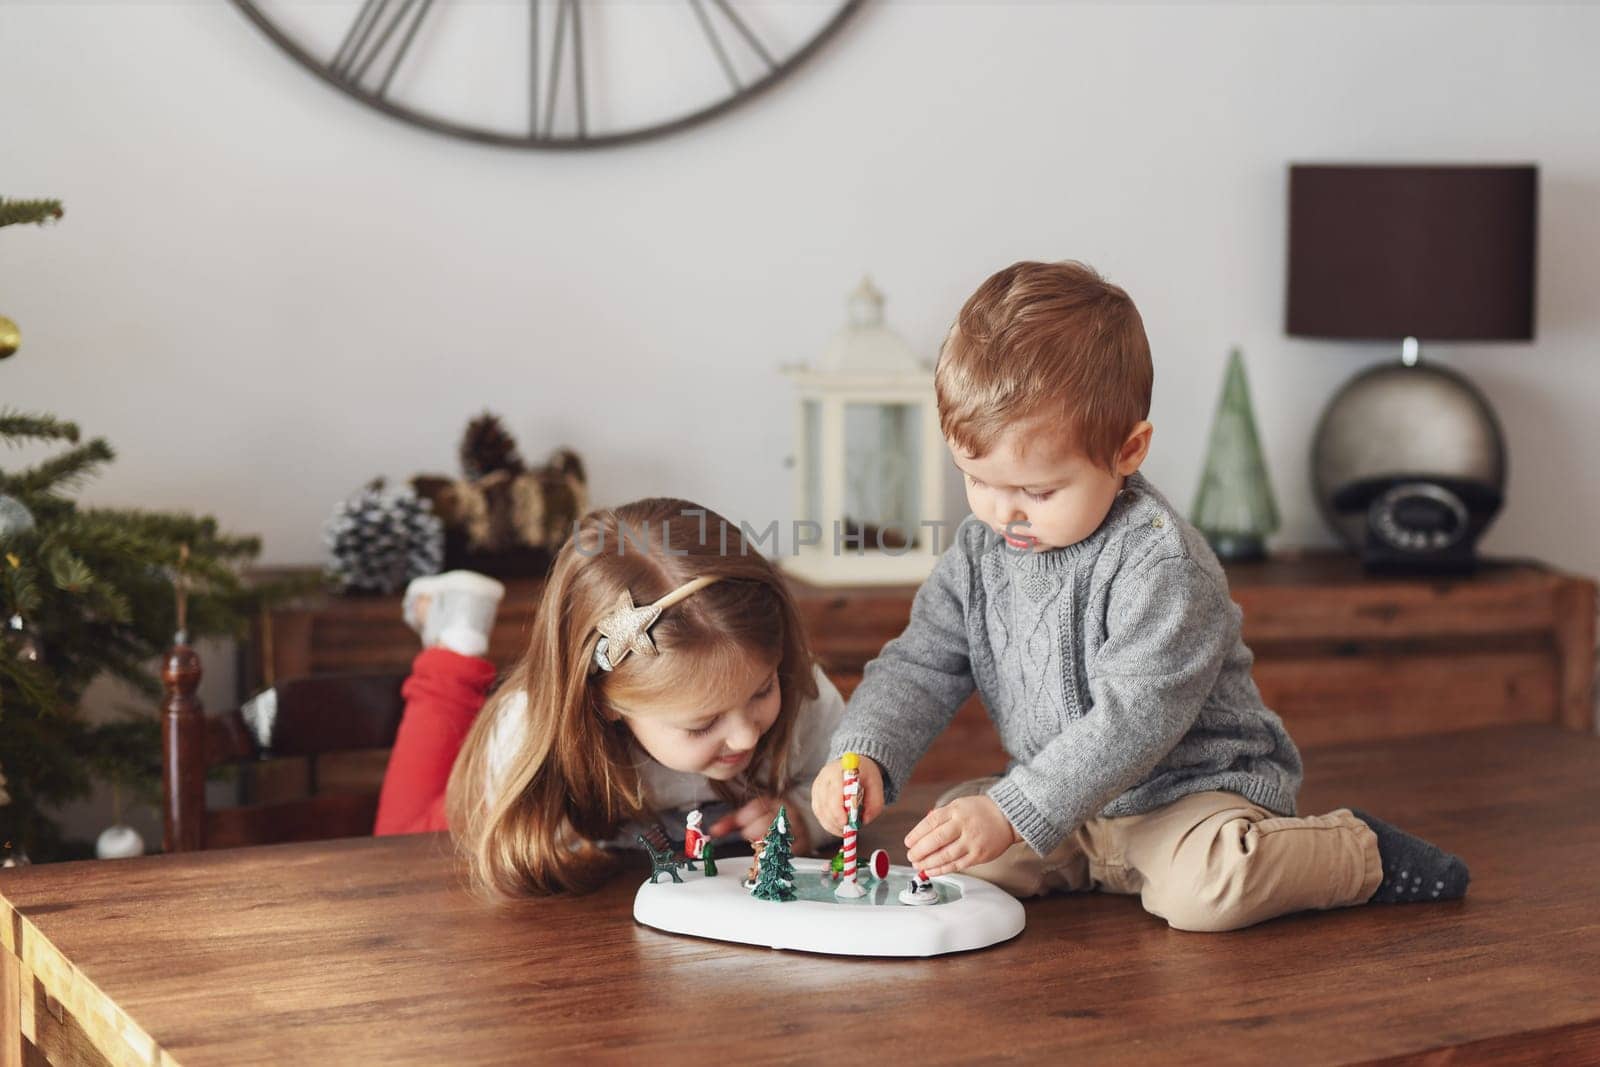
590, 575, 720, 674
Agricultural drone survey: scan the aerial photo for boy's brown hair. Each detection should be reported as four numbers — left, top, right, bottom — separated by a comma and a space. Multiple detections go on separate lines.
936, 260, 1153, 468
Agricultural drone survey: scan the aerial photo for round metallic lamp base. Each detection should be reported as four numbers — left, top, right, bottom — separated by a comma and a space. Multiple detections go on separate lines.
1311, 358, 1506, 568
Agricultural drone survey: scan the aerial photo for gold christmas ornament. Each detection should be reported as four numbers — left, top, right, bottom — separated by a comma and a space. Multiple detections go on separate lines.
0, 316, 19, 359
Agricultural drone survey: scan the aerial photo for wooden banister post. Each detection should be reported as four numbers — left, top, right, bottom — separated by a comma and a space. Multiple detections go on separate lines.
161, 639, 205, 853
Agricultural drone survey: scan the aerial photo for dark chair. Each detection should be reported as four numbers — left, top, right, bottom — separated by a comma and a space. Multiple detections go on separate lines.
160, 640, 407, 852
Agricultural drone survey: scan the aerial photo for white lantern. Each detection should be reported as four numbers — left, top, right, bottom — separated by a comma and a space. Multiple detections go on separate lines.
782, 279, 946, 586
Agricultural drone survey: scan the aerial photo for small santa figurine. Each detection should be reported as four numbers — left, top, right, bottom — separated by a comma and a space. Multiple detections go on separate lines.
898, 869, 938, 906
682, 809, 707, 871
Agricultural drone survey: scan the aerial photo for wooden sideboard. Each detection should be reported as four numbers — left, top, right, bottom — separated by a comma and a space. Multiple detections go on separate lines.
245, 553, 1596, 788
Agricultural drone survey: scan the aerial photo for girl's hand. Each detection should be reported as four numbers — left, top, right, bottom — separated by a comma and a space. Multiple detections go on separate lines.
710, 797, 810, 857
809, 756, 885, 837
904, 795, 1019, 877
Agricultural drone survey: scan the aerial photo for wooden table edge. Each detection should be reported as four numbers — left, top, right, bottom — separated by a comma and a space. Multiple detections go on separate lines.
2, 894, 174, 1067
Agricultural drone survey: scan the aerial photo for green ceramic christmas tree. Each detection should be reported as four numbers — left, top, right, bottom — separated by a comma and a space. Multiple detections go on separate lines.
1191, 348, 1279, 561
750, 806, 796, 902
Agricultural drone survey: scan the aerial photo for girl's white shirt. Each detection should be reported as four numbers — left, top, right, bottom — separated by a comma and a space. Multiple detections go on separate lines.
482, 663, 848, 848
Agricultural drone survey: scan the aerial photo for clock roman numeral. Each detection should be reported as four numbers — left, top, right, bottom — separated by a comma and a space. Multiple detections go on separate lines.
331, 0, 436, 99
525, 0, 774, 142
531, 0, 588, 140
689, 0, 777, 92
331, 0, 385, 75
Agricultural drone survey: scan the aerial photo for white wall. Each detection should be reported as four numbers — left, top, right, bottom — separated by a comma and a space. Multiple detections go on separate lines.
3, 3, 1599, 843
6, 2, 1599, 573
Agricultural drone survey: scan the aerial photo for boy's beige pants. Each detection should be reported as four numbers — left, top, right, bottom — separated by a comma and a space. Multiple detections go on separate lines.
939, 779, 1384, 932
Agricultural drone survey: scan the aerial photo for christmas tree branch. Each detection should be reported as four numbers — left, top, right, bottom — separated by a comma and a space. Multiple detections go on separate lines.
0, 439, 115, 497
0, 411, 80, 447
86, 509, 261, 563
45, 546, 94, 596
0, 198, 64, 229
0, 554, 42, 617
0, 655, 64, 719
95, 651, 162, 701
84, 718, 162, 801
36, 513, 146, 563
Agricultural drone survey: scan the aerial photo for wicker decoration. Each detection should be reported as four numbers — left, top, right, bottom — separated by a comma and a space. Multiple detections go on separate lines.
410, 415, 586, 579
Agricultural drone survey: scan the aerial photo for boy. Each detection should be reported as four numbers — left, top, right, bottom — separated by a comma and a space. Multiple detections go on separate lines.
811, 261, 1468, 932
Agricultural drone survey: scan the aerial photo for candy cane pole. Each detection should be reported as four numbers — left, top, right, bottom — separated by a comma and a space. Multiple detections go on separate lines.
834, 753, 866, 898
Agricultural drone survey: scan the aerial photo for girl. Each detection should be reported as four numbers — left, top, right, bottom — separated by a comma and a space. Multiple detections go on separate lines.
373, 497, 844, 899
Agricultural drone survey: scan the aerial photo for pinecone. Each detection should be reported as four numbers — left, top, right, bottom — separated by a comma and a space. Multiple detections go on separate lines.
323, 478, 444, 594
459, 412, 525, 480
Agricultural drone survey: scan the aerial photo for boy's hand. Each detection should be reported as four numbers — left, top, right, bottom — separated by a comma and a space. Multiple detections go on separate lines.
904, 794, 1020, 877
809, 756, 885, 837
710, 798, 810, 857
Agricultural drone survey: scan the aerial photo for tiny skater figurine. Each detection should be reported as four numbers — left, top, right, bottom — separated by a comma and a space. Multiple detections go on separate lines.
702, 841, 718, 877
744, 839, 768, 889
899, 869, 937, 906
829, 849, 845, 881
682, 809, 706, 872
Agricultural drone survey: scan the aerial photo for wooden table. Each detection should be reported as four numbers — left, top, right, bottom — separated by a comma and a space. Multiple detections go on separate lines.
5, 725, 1598, 1065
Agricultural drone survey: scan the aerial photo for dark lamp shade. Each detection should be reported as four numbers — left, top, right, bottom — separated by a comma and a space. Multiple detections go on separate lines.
1286, 164, 1537, 342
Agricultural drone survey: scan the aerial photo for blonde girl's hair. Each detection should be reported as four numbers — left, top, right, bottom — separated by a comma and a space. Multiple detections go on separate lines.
445, 497, 818, 900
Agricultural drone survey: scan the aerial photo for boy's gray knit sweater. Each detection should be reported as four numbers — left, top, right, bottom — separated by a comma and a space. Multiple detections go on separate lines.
830, 473, 1303, 855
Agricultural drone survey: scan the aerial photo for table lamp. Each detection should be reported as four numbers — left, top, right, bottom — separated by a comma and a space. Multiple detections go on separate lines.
1287, 163, 1538, 573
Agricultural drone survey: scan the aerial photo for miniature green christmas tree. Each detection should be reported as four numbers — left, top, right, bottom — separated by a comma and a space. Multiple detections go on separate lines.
750, 805, 796, 901
1191, 348, 1280, 561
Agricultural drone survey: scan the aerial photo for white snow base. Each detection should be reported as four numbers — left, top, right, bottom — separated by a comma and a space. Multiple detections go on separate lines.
633, 857, 1026, 957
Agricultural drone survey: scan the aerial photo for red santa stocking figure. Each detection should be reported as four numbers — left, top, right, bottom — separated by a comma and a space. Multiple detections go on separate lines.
682, 809, 707, 871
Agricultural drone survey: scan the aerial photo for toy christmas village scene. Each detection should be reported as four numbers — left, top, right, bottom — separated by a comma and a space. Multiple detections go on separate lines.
632, 754, 1026, 957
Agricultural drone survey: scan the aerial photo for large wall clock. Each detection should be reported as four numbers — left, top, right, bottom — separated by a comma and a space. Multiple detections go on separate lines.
231, 0, 863, 150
